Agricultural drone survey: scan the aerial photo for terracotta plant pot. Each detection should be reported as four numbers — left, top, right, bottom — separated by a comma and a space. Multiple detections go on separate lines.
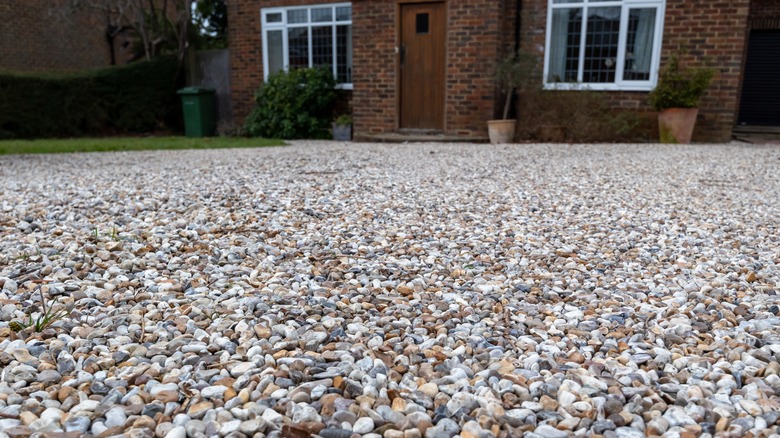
487, 119, 516, 144
657, 108, 699, 144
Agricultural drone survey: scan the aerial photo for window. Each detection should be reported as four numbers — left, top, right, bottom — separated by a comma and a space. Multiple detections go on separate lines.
544, 0, 665, 91
261, 3, 353, 88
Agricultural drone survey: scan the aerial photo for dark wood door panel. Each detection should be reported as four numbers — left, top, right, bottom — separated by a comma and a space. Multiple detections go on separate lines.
400, 2, 445, 130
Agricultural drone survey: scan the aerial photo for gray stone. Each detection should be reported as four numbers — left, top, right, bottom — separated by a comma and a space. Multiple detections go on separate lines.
319, 429, 354, 438
353, 417, 375, 434
185, 420, 206, 437
164, 425, 186, 438
533, 424, 569, 438
446, 392, 479, 415
36, 369, 62, 385
104, 406, 127, 428
615, 427, 646, 438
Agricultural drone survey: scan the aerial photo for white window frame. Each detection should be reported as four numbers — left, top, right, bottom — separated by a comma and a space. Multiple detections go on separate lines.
261, 3, 353, 89
543, 0, 666, 91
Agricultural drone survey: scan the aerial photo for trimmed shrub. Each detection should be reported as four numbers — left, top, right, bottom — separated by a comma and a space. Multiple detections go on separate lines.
649, 55, 715, 111
516, 89, 651, 143
243, 67, 337, 139
0, 57, 180, 139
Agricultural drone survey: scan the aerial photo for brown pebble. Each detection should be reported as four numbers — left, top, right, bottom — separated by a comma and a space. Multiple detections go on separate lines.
569, 351, 585, 364
155, 390, 180, 403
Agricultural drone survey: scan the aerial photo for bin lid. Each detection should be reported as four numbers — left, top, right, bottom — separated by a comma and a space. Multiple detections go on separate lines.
177, 86, 216, 95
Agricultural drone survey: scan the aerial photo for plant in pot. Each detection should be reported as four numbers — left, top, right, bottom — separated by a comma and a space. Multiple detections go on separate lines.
488, 51, 526, 144
648, 55, 715, 144
332, 114, 352, 141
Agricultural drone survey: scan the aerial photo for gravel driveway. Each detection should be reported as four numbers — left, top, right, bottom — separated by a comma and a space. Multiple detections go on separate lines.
1, 141, 779, 438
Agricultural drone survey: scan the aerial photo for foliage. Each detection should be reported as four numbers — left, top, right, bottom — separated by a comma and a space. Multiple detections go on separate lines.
649, 55, 715, 111
0, 57, 180, 139
0, 136, 283, 155
244, 67, 338, 139
493, 51, 536, 120
192, 0, 227, 49
9, 286, 73, 333
334, 114, 352, 126
516, 88, 651, 143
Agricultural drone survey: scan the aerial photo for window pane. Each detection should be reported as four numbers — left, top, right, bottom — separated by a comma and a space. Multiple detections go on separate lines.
288, 27, 309, 69
267, 30, 284, 76
553, 0, 583, 3
266, 12, 282, 23
336, 24, 352, 83
624, 8, 656, 81
336, 6, 351, 21
312, 26, 334, 68
548, 8, 581, 82
312, 7, 332, 23
416, 13, 429, 34
583, 7, 620, 83
288, 9, 307, 23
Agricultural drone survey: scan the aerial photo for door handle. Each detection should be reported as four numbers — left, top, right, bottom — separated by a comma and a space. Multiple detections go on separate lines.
399, 46, 406, 66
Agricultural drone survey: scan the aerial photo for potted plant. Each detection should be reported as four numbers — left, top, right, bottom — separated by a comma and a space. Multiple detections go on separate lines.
332, 114, 352, 141
488, 51, 526, 144
649, 55, 715, 144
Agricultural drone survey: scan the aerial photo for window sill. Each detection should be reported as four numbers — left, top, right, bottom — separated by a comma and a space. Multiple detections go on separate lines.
336, 83, 353, 90
543, 83, 655, 92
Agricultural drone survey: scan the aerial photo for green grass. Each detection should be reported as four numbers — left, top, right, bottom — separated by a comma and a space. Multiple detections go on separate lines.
0, 136, 284, 155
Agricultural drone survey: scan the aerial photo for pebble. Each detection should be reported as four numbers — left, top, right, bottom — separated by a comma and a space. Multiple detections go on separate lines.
533, 424, 569, 438
352, 417, 374, 434
164, 426, 187, 438
0, 143, 779, 437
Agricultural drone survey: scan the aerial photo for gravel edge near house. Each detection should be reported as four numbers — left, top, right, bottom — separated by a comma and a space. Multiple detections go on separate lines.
0, 141, 779, 438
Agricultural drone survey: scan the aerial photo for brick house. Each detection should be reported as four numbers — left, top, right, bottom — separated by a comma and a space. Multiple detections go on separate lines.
0, 0, 192, 74
228, 0, 780, 142
0, 0, 136, 73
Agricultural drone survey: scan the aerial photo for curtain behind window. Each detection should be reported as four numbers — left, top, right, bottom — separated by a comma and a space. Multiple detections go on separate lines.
549, 9, 573, 82
627, 8, 655, 78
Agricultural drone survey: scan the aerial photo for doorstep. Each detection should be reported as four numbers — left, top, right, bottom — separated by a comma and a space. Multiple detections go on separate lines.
354, 130, 489, 143
733, 125, 780, 145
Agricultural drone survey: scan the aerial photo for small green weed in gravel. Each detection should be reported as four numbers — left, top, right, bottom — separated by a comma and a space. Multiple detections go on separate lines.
9, 286, 73, 333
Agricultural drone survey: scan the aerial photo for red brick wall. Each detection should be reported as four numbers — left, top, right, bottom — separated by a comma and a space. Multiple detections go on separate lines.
351, 0, 396, 135
230, 0, 757, 142
229, 0, 269, 124
353, 0, 504, 137
0, 0, 112, 72
443, 0, 504, 136
514, 0, 752, 142
751, 0, 780, 18
662, 0, 750, 142
230, 0, 506, 138
229, 0, 353, 127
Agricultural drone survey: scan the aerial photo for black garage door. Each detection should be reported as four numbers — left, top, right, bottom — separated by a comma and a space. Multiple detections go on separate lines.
738, 29, 780, 127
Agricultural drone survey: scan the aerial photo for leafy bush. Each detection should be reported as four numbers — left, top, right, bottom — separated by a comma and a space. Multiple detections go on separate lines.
334, 114, 352, 126
243, 67, 337, 139
649, 55, 715, 110
0, 57, 180, 139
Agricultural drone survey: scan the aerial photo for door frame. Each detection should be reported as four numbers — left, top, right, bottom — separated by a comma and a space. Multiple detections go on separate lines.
395, 0, 448, 132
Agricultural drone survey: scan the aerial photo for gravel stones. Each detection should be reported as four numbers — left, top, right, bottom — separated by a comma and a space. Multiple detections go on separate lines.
1, 142, 780, 437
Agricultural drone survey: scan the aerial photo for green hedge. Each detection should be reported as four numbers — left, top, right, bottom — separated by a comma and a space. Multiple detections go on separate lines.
0, 57, 180, 139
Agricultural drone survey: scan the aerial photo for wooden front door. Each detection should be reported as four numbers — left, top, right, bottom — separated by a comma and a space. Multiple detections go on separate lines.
399, 2, 446, 130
